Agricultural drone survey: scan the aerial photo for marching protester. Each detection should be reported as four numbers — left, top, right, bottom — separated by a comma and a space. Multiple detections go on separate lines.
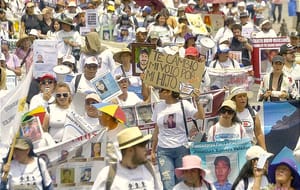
15, 34, 34, 74
1, 40, 21, 77
253, 19, 277, 38
29, 73, 56, 111
173, 155, 215, 190
20, 2, 41, 36
228, 86, 266, 149
0, 137, 53, 190
208, 44, 240, 69
43, 82, 72, 142
207, 99, 246, 142
232, 145, 273, 189
151, 88, 204, 189
279, 44, 300, 81
257, 55, 299, 101
91, 127, 162, 189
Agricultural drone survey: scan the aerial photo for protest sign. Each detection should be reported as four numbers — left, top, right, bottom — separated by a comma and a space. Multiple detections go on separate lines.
201, 14, 224, 36
20, 116, 43, 142
144, 51, 205, 93
36, 129, 107, 189
190, 139, 252, 185
207, 67, 252, 90
85, 9, 98, 28
186, 13, 208, 35
131, 43, 156, 76
251, 37, 289, 83
33, 40, 58, 78
91, 72, 122, 102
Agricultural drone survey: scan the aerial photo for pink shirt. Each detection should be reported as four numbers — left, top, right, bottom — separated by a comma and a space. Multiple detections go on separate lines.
5, 53, 20, 70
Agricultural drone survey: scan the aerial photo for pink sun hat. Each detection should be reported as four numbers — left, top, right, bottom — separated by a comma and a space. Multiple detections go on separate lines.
175, 155, 206, 179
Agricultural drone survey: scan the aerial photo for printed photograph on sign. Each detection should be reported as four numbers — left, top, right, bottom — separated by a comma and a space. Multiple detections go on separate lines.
80, 167, 92, 184
103, 29, 111, 40
131, 43, 156, 76
259, 48, 279, 75
199, 93, 213, 113
204, 116, 219, 133
206, 153, 239, 187
21, 116, 43, 142
91, 142, 101, 159
136, 104, 153, 126
229, 51, 242, 64
71, 146, 87, 162
60, 168, 75, 186
123, 106, 137, 126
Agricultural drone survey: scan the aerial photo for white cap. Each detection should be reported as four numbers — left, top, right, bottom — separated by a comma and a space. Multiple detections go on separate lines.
136, 27, 147, 33
84, 56, 98, 65
188, 0, 196, 5
246, 145, 273, 161
62, 55, 75, 64
68, 1, 76, 7
29, 29, 38, 37
237, 1, 246, 7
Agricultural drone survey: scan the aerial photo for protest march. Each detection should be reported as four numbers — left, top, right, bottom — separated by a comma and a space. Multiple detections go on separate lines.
0, 0, 300, 189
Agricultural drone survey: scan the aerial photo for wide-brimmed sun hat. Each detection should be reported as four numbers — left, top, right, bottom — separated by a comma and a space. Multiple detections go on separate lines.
268, 158, 300, 188
228, 86, 253, 100
175, 155, 206, 179
113, 48, 132, 63
117, 127, 152, 150
246, 145, 274, 161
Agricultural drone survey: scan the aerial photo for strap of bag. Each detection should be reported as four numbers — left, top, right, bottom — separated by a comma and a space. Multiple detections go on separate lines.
74, 74, 82, 93
180, 100, 189, 136
37, 157, 45, 189
20, 48, 31, 67
106, 163, 117, 190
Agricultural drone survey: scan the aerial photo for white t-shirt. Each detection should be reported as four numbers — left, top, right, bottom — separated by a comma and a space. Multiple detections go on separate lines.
254, 30, 277, 38
208, 58, 241, 69
8, 157, 52, 190
173, 181, 216, 190
91, 163, 163, 190
152, 100, 197, 148
283, 63, 300, 81
56, 30, 82, 57
70, 74, 95, 94
29, 93, 55, 111
237, 108, 256, 142
117, 91, 143, 106
48, 104, 71, 142
207, 122, 246, 142
235, 176, 269, 190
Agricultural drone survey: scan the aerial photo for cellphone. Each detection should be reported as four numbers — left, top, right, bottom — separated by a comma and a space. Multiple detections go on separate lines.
257, 154, 268, 169
44, 87, 50, 93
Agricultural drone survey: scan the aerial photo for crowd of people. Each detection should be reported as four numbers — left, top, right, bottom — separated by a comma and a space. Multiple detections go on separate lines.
0, 0, 300, 189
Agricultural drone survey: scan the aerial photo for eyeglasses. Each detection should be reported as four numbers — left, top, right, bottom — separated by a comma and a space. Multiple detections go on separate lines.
40, 80, 54, 85
56, 93, 69, 98
220, 108, 235, 115
85, 100, 98, 105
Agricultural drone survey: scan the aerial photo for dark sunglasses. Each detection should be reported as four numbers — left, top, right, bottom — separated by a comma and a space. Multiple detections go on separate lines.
56, 93, 69, 98
40, 80, 54, 85
220, 108, 235, 115
85, 100, 98, 105
63, 63, 74, 68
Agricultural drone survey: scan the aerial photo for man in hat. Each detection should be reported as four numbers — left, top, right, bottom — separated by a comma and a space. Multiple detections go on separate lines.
280, 44, 300, 81
239, 12, 254, 34
253, 19, 277, 38
21, 2, 41, 35
70, 56, 98, 94
91, 127, 162, 190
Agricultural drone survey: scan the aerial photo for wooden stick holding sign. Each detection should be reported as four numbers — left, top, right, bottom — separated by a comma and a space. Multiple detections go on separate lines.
143, 50, 205, 94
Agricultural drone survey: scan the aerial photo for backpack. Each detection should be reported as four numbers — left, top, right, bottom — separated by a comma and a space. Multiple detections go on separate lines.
106, 161, 157, 190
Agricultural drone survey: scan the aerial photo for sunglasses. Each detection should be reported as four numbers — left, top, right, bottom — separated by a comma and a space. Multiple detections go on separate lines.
85, 100, 98, 105
56, 93, 69, 98
40, 80, 54, 85
63, 63, 74, 68
220, 108, 235, 115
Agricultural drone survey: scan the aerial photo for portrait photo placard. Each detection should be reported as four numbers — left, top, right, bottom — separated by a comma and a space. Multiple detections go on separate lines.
131, 43, 156, 76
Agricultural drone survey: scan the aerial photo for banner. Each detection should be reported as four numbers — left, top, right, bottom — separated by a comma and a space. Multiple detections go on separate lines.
207, 67, 252, 90
0, 67, 33, 159
36, 129, 107, 189
144, 51, 205, 93
264, 101, 300, 156
251, 37, 289, 83
190, 139, 252, 185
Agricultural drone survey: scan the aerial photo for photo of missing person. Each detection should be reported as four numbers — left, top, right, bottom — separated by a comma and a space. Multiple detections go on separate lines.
95, 80, 108, 94
36, 54, 44, 63
259, 48, 279, 75
91, 142, 101, 158
60, 168, 75, 185
103, 30, 110, 40
80, 167, 92, 183
199, 93, 213, 113
123, 107, 136, 126
163, 113, 176, 129
136, 104, 153, 125
205, 116, 219, 133
21, 117, 43, 142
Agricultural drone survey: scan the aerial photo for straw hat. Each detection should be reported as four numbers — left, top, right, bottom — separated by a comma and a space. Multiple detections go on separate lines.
16, 35, 35, 48
59, 16, 73, 26
117, 127, 152, 150
113, 48, 132, 63
246, 145, 273, 161
228, 86, 253, 100
219, 100, 236, 111
175, 155, 206, 179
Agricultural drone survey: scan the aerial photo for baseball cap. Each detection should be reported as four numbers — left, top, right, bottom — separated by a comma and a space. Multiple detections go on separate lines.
68, 1, 76, 7
85, 93, 100, 102
37, 73, 56, 81
217, 44, 230, 53
84, 56, 98, 65
272, 55, 284, 63
62, 55, 75, 64
246, 145, 273, 161
279, 44, 296, 55
136, 27, 147, 33
26, 2, 34, 8
142, 6, 151, 14
150, 31, 159, 39
185, 47, 199, 57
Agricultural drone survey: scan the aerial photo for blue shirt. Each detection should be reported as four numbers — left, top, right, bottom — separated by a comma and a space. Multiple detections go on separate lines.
213, 181, 232, 190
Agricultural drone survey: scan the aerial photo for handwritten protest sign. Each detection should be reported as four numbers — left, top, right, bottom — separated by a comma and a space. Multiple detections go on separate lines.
144, 51, 205, 93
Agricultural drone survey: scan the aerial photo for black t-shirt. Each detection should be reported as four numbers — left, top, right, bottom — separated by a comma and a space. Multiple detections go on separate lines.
21, 14, 41, 34
39, 19, 53, 34
230, 37, 252, 66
